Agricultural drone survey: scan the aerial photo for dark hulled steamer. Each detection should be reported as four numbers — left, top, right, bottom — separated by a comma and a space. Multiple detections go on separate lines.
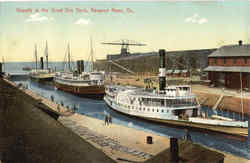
29, 42, 55, 82
54, 42, 105, 99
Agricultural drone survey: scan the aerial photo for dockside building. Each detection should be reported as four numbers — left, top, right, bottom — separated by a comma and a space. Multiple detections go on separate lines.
204, 41, 250, 89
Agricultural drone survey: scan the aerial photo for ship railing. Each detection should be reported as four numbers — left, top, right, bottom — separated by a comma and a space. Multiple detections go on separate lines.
138, 94, 197, 100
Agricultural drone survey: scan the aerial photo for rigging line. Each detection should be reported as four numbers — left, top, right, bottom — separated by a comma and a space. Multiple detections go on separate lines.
63, 44, 69, 72
34, 44, 38, 70
45, 40, 49, 70
90, 36, 95, 71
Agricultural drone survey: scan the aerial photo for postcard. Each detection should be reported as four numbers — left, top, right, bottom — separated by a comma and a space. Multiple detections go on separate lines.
0, 0, 249, 162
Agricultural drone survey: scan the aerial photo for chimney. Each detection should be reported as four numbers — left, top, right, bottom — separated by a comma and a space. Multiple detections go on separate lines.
40, 57, 44, 70
77, 60, 84, 74
238, 40, 242, 46
170, 137, 179, 163
0, 62, 2, 77
80, 60, 84, 73
159, 49, 166, 91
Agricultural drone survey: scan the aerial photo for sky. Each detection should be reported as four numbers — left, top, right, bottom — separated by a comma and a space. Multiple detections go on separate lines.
0, 0, 250, 62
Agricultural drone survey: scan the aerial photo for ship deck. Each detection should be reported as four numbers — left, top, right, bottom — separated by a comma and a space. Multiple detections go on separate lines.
107, 85, 197, 99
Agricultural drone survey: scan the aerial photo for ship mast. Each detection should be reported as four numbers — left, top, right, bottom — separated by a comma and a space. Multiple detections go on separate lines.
35, 44, 38, 70
90, 37, 94, 72
67, 43, 71, 72
45, 40, 48, 70
2, 56, 4, 72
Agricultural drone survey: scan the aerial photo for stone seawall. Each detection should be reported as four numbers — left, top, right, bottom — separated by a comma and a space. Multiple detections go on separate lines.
0, 78, 115, 163
193, 90, 250, 116
96, 48, 216, 74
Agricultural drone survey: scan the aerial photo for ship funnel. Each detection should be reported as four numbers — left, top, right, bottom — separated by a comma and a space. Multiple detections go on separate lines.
0, 62, 2, 77
40, 57, 44, 70
159, 49, 166, 91
77, 60, 84, 74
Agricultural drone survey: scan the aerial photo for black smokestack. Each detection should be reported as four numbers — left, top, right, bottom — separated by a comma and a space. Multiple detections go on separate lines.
239, 40, 243, 46
170, 137, 179, 163
0, 62, 2, 73
159, 49, 166, 91
77, 60, 80, 74
77, 60, 84, 74
40, 57, 44, 70
0, 62, 2, 76
80, 60, 84, 73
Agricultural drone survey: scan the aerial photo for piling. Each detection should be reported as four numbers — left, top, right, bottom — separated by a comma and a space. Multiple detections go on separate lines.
146, 136, 153, 144
248, 117, 250, 147
159, 49, 166, 91
170, 137, 179, 163
40, 57, 44, 70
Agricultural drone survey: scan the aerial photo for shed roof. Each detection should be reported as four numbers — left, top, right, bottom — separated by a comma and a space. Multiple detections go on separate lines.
204, 66, 250, 73
209, 44, 250, 58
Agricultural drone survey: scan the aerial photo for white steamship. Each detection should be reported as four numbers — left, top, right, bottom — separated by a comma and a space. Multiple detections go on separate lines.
104, 49, 248, 137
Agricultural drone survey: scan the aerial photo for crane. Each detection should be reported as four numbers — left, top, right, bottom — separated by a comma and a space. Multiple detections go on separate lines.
109, 60, 135, 75
102, 39, 146, 56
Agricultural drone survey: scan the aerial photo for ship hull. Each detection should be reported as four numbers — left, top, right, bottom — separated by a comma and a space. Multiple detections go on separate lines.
29, 75, 54, 82
104, 96, 248, 137
54, 80, 105, 99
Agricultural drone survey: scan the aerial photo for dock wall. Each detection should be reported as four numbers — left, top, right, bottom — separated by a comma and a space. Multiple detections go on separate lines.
194, 91, 250, 116
96, 48, 216, 74
0, 78, 115, 163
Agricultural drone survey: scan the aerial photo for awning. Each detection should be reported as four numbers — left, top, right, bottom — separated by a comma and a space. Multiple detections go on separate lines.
204, 66, 250, 73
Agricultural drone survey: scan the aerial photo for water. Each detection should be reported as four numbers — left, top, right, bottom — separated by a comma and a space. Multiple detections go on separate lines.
5, 62, 250, 160
3, 61, 92, 74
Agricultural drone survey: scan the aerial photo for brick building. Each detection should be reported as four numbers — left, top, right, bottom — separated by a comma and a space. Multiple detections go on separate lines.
204, 41, 250, 89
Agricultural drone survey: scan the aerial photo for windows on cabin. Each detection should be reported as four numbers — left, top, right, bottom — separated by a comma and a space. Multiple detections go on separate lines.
244, 58, 247, 64
233, 58, 237, 64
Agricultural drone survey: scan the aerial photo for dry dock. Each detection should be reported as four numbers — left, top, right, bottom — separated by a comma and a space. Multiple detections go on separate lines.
1, 78, 249, 163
